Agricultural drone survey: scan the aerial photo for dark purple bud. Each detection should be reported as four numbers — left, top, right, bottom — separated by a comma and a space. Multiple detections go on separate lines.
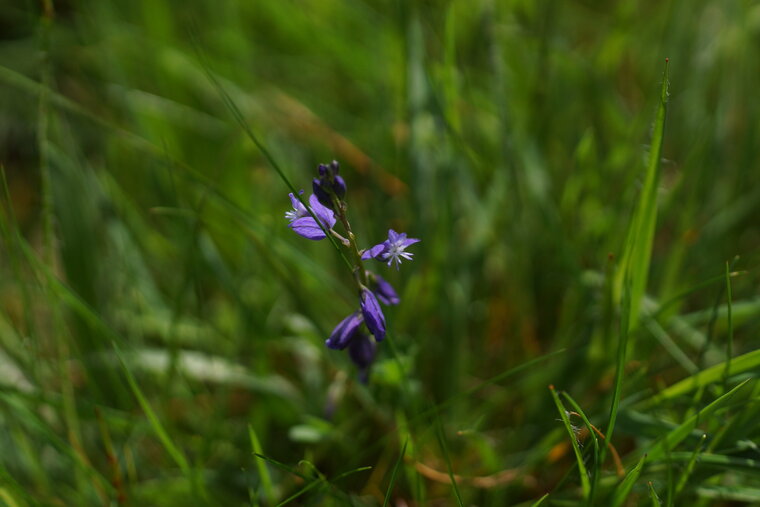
372, 274, 400, 305
348, 333, 376, 369
312, 178, 333, 208
332, 175, 346, 199
313, 161, 347, 207
360, 289, 386, 341
326, 312, 363, 350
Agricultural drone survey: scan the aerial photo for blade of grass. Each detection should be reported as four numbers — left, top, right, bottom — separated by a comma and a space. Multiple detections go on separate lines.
722, 261, 734, 386
648, 481, 661, 506
614, 58, 670, 329
561, 392, 601, 502
530, 493, 549, 506
111, 341, 205, 501
652, 452, 760, 474
637, 349, 760, 409
645, 379, 750, 461
604, 275, 631, 466
249, 425, 275, 506
674, 434, 706, 496
434, 412, 464, 507
610, 454, 646, 507
695, 485, 760, 502
643, 317, 698, 375
549, 386, 590, 499
383, 437, 408, 507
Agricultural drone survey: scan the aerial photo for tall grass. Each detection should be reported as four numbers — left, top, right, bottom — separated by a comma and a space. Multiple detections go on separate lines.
1, 0, 759, 505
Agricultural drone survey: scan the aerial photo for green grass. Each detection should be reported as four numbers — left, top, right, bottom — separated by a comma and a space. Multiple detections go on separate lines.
1, 0, 760, 505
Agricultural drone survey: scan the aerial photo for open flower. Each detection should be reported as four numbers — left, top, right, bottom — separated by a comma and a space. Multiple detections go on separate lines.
362, 229, 421, 270
286, 193, 336, 240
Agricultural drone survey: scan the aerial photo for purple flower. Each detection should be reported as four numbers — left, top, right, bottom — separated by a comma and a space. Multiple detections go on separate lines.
371, 273, 400, 305
360, 289, 386, 341
325, 312, 364, 350
362, 229, 421, 270
286, 193, 337, 240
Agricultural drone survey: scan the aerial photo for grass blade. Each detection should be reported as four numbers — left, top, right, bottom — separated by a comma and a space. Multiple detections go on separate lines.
111, 341, 204, 500
674, 433, 706, 495
722, 261, 734, 385
249, 425, 276, 505
383, 437, 408, 507
638, 349, 760, 408
434, 413, 464, 507
611, 454, 646, 507
648, 481, 661, 506
645, 379, 750, 461
549, 386, 590, 498
614, 58, 670, 328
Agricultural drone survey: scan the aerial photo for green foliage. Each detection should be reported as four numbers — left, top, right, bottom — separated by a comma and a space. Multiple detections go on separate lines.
1, 0, 760, 505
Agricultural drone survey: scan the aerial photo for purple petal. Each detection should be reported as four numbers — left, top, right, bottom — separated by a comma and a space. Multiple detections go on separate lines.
308, 194, 336, 228
289, 217, 326, 240
288, 191, 305, 210
373, 274, 400, 305
361, 242, 387, 260
387, 229, 400, 243
401, 238, 421, 248
360, 289, 386, 341
325, 312, 363, 350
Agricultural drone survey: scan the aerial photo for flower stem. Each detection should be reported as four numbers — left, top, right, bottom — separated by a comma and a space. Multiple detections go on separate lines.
333, 197, 368, 288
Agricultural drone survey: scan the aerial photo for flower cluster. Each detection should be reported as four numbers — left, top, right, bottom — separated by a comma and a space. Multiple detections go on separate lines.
285, 161, 419, 382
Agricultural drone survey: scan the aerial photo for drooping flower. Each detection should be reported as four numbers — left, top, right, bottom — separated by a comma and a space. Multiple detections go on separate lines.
362, 229, 421, 270
370, 273, 400, 305
286, 193, 337, 240
325, 312, 364, 350
360, 288, 386, 341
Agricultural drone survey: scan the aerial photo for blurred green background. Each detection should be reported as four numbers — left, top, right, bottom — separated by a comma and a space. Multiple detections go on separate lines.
1, 0, 760, 505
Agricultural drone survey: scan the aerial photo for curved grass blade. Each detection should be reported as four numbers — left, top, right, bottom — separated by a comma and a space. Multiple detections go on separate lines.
561, 392, 601, 502
637, 349, 760, 409
645, 379, 750, 461
549, 386, 590, 498
111, 341, 206, 500
530, 493, 549, 506
611, 454, 646, 507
